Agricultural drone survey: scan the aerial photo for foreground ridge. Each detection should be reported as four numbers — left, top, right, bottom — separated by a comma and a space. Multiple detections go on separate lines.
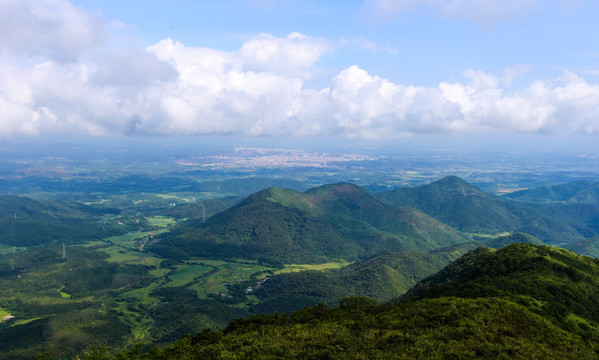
88, 244, 599, 359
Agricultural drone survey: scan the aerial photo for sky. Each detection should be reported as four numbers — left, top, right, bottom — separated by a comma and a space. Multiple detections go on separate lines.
1, 0, 599, 141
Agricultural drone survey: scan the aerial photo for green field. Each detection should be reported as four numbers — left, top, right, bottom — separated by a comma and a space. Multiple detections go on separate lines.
100, 228, 170, 264
165, 264, 215, 287
0, 244, 28, 255
0, 308, 11, 321
58, 287, 71, 299
275, 261, 352, 274
100, 246, 164, 266
188, 261, 274, 297
146, 216, 177, 227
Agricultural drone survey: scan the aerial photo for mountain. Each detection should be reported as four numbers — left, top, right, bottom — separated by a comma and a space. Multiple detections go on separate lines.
250, 242, 481, 314
149, 183, 471, 264
505, 180, 599, 204
481, 232, 545, 248
0, 195, 108, 246
247, 234, 543, 314
503, 181, 599, 237
377, 176, 582, 244
97, 243, 599, 359
403, 244, 599, 337
564, 236, 599, 258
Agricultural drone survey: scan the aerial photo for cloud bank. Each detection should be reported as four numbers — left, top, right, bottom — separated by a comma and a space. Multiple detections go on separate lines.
1, 0, 599, 139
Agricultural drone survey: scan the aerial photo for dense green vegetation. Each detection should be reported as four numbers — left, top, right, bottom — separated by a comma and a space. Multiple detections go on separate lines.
5, 176, 599, 359
505, 180, 599, 204
565, 236, 599, 257
0, 241, 266, 358
248, 242, 479, 313
503, 181, 599, 238
0, 246, 134, 358
88, 244, 599, 359
151, 183, 471, 264
403, 243, 599, 339
0, 195, 116, 246
243, 234, 544, 314
377, 176, 582, 243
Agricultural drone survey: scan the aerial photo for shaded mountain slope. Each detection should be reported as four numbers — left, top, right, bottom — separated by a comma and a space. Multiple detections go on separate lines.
150, 183, 471, 263
565, 236, 599, 258
0, 195, 106, 246
250, 242, 480, 314
377, 176, 582, 243
505, 180, 599, 204
249, 233, 541, 314
503, 181, 599, 238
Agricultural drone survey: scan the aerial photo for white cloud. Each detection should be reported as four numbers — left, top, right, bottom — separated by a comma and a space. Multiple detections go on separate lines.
0, 0, 103, 62
238, 32, 330, 77
1, 0, 599, 139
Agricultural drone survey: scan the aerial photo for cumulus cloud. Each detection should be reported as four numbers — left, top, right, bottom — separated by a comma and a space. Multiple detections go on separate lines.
363, 0, 553, 27
0, 0, 103, 62
1, 0, 599, 139
239, 32, 330, 76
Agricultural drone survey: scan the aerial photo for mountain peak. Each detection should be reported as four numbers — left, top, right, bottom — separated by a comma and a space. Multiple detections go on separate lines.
305, 182, 365, 194
428, 176, 481, 194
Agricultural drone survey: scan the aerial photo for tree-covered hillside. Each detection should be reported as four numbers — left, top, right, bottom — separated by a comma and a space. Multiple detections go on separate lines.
377, 176, 582, 243
91, 244, 599, 359
505, 180, 599, 204
151, 183, 471, 264
0, 195, 113, 246
504, 180, 599, 238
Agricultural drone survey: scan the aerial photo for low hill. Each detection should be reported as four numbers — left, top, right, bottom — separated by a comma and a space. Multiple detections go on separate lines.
481, 232, 545, 248
505, 180, 599, 204
0, 195, 108, 246
502, 181, 599, 238
250, 242, 480, 314
564, 236, 599, 258
150, 183, 471, 264
96, 243, 599, 359
377, 176, 582, 244
248, 234, 542, 314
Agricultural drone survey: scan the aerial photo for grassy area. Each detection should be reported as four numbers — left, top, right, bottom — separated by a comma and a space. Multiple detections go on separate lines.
0, 308, 11, 321
19, 296, 77, 305
58, 287, 71, 299
0, 244, 28, 255
156, 194, 187, 201
12, 317, 45, 326
467, 232, 512, 239
106, 230, 165, 248
274, 261, 352, 274
99, 229, 169, 265
165, 264, 214, 287
100, 246, 163, 266
183, 261, 274, 297
146, 216, 177, 228
79, 240, 109, 248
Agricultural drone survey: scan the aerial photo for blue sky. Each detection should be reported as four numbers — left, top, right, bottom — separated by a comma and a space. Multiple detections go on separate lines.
75, 0, 599, 85
1, 0, 599, 140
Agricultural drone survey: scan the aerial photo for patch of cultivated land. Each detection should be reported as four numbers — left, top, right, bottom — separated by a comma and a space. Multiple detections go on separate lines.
274, 261, 352, 274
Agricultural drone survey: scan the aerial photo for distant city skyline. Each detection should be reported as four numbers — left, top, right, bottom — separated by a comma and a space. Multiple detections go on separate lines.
1, 1, 599, 141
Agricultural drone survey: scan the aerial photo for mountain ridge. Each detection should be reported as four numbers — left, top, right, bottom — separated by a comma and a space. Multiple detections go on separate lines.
150, 182, 472, 263
377, 176, 582, 244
